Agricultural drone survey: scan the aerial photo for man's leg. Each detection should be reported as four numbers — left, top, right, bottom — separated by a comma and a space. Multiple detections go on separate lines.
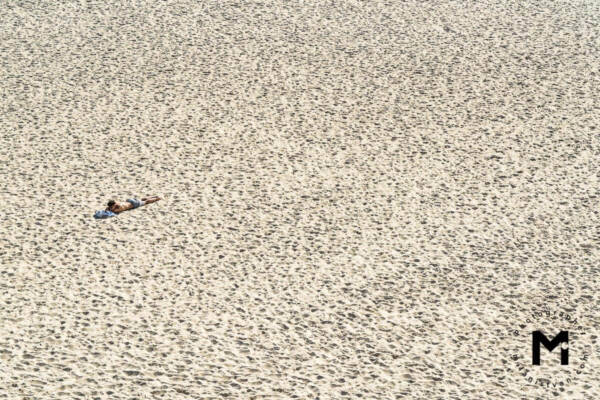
141, 196, 161, 204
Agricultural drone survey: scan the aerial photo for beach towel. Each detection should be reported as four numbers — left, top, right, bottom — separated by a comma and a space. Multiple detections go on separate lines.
94, 210, 117, 219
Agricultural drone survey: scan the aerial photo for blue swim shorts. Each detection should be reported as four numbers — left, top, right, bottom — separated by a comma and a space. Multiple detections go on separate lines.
126, 198, 145, 208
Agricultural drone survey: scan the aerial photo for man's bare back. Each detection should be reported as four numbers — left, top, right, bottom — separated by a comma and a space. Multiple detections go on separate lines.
106, 196, 161, 214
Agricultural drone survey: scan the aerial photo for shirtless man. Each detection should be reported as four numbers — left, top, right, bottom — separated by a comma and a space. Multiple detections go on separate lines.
106, 196, 161, 214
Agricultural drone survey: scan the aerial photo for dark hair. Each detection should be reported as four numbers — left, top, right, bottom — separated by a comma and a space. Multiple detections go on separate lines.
107, 200, 116, 208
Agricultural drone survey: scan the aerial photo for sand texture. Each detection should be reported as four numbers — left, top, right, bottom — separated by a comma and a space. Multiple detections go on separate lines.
1, 0, 599, 398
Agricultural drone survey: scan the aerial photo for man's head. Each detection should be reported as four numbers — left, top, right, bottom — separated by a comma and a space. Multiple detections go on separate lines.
107, 200, 116, 210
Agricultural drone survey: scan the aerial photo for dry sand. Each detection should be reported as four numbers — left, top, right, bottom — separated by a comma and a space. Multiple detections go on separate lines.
1, 0, 599, 398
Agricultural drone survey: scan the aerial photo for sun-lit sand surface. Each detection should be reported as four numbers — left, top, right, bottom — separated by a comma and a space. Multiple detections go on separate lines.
1, 0, 599, 398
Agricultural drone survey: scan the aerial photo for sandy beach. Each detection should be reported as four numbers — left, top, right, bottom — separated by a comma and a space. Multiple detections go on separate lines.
1, 0, 599, 398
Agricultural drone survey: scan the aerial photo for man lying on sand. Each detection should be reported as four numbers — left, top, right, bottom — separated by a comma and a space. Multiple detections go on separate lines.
94, 196, 161, 219
106, 196, 161, 214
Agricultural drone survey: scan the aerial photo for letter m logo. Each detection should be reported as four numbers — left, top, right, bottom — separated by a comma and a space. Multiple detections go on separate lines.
532, 331, 568, 365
